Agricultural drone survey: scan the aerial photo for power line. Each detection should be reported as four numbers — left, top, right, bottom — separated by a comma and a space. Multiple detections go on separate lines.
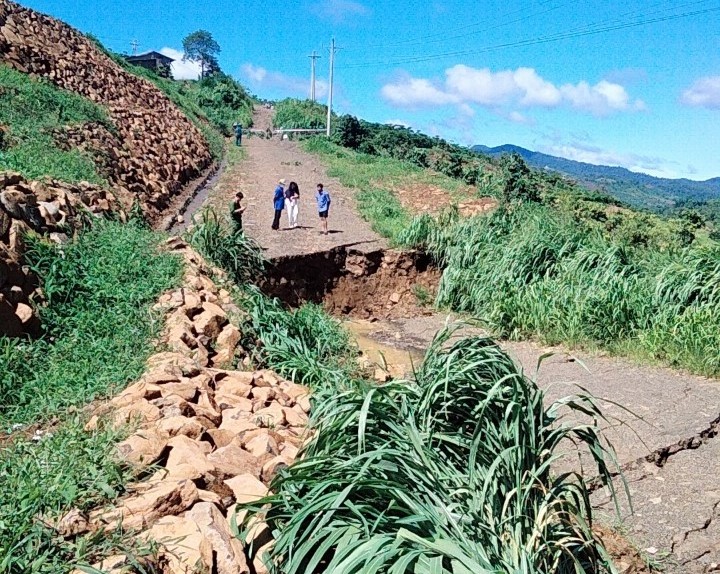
338, 3, 720, 70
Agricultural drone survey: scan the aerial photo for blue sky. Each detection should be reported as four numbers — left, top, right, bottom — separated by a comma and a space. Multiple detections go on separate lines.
20, 0, 720, 180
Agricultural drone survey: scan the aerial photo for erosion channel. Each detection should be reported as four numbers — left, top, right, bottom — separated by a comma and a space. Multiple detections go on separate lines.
259, 243, 720, 574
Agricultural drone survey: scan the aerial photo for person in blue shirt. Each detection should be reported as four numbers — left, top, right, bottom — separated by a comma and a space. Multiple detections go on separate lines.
233, 122, 243, 146
272, 179, 286, 231
315, 183, 331, 235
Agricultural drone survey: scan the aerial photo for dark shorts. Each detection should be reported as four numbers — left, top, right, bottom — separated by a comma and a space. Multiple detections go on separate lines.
318, 210, 328, 219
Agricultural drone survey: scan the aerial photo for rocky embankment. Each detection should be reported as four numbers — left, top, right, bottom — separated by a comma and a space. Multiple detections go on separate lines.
0, 172, 132, 335
61, 238, 308, 574
0, 0, 213, 213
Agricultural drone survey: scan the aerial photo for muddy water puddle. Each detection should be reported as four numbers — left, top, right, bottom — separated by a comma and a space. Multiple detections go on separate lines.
343, 318, 424, 379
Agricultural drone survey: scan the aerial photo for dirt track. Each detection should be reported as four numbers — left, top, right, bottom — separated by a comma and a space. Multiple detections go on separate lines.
195, 107, 720, 573
202, 106, 384, 259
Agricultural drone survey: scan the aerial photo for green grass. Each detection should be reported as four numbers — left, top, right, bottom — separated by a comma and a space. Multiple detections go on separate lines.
238, 287, 360, 391
186, 207, 265, 285
239, 327, 621, 574
0, 65, 109, 184
273, 98, 330, 130
0, 219, 183, 424
0, 417, 144, 574
0, 218, 182, 573
303, 137, 473, 243
401, 203, 720, 377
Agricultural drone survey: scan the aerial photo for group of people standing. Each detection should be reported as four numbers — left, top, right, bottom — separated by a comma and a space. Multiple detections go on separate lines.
272, 179, 331, 234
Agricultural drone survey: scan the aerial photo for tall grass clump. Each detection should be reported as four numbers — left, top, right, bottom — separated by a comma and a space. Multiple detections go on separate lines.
240, 328, 620, 574
0, 218, 182, 424
401, 202, 720, 376
238, 287, 359, 390
0, 64, 109, 183
187, 207, 265, 284
273, 98, 331, 130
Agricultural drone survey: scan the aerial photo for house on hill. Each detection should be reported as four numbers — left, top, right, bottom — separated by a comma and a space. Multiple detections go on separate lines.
124, 51, 173, 78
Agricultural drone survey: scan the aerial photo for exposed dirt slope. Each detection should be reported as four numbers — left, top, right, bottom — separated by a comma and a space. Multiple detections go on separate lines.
0, 0, 212, 215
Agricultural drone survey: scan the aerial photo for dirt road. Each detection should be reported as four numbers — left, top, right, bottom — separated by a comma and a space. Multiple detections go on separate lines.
202, 106, 384, 259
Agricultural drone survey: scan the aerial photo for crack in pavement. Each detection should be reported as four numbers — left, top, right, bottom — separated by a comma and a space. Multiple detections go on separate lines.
589, 411, 720, 492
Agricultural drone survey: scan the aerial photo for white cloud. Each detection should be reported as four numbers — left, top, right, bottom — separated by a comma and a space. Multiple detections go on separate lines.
507, 111, 533, 125
311, 0, 369, 23
160, 47, 202, 81
381, 65, 644, 118
680, 76, 720, 110
560, 80, 644, 115
381, 75, 457, 106
241, 63, 328, 99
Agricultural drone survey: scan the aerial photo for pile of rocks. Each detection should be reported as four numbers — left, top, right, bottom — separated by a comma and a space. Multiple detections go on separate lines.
0, 171, 132, 336
0, 0, 213, 214
66, 240, 310, 574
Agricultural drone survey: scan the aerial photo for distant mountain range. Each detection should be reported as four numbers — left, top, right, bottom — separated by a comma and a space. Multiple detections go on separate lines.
472, 144, 720, 211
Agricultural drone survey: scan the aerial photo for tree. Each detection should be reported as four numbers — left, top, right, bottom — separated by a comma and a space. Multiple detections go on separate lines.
500, 153, 539, 204
182, 30, 221, 79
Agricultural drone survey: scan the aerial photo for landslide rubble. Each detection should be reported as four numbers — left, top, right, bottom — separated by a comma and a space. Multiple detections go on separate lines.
0, 171, 132, 336
0, 0, 213, 213
67, 239, 309, 574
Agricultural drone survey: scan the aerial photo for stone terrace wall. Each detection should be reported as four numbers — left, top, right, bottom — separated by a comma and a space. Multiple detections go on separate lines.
0, 171, 131, 336
0, 0, 213, 215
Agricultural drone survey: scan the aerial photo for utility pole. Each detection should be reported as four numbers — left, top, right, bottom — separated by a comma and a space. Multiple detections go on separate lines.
130, 39, 140, 55
309, 51, 321, 102
326, 38, 336, 138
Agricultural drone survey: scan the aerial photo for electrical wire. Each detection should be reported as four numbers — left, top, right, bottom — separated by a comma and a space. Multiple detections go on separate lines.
338, 3, 720, 70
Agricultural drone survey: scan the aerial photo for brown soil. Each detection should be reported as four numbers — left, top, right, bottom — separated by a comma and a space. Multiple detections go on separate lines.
595, 525, 653, 573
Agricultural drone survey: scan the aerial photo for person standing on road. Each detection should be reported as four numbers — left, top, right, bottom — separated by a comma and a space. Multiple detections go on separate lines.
272, 179, 286, 231
285, 181, 300, 229
230, 191, 245, 233
316, 183, 331, 235
232, 122, 243, 146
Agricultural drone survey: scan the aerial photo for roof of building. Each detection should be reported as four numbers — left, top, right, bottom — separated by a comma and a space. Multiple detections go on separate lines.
125, 51, 174, 64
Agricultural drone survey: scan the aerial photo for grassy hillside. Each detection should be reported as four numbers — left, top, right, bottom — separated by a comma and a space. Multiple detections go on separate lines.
0, 65, 109, 184
272, 98, 331, 130
0, 219, 182, 572
301, 122, 720, 376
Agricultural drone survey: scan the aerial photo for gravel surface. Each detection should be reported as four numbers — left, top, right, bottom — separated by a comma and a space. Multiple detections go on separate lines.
204, 107, 385, 260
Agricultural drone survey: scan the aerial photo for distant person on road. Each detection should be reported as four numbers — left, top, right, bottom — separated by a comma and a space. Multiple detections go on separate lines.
230, 191, 245, 233
272, 179, 286, 231
285, 181, 300, 229
232, 122, 243, 146
316, 183, 331, 235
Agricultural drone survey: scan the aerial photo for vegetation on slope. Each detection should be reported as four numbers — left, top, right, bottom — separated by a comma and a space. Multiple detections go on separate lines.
474, 143, 720, 211
87, 35, 254, 159
186, 216, 620, 574
0, 65, 109, 184
297, 115, 719, 375
272, 98, 330, 130
0, 218, 182, 573
401, 202, 720, 376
